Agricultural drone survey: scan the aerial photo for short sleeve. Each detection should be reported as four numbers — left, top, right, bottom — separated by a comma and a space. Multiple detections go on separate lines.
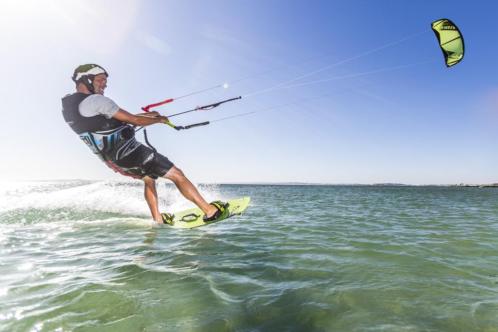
79, 94, 120, 119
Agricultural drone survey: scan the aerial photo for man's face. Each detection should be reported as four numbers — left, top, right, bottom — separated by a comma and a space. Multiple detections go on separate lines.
92, 74, 107, 95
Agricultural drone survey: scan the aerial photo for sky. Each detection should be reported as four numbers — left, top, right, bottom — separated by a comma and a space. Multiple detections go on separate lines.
1, 0, 497, 185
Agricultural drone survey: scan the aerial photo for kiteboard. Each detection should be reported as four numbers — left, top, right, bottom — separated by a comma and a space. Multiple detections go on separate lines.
163, 197, 250, 229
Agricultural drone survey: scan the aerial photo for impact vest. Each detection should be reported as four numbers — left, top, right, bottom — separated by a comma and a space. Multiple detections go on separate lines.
61, 93, 137, 161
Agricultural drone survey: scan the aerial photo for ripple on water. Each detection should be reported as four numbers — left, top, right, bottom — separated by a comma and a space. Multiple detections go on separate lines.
1, 184, 498, 331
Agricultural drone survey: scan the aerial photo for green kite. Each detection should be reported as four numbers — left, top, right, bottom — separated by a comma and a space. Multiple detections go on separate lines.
431, 18, 465, 67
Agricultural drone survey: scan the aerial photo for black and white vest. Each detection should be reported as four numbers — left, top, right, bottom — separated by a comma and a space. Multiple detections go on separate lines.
61, 93, 138, 161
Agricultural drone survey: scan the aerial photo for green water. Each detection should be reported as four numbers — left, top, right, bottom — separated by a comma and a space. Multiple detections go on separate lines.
1, 182, 498, 331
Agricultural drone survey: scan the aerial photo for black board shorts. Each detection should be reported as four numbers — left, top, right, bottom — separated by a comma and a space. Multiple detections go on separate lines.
109, 144, 174, 179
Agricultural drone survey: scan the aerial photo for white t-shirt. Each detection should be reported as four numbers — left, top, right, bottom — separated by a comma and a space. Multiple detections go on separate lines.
79, 94, 120, 119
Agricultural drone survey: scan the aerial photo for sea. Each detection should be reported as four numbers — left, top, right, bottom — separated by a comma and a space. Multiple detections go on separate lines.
1, 180, 497, 332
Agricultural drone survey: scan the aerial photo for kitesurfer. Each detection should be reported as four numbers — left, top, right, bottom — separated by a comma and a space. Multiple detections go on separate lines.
62, 64, 227, 224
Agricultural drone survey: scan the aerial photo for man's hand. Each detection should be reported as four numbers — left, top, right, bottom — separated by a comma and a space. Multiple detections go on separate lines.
137, 111, 160, 117
156, 115, 170, 124
113, 109, 169, 127
136, 111, 170, 124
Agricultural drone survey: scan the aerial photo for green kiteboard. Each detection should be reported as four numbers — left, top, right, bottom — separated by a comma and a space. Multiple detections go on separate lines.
163, 197, 250, 229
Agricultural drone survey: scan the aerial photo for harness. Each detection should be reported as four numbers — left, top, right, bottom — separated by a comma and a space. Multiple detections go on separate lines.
61, 93, 139, 164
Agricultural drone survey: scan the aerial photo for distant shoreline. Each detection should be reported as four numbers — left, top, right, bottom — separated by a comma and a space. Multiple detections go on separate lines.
214, 183, 498, 188
2, 179, 498, 188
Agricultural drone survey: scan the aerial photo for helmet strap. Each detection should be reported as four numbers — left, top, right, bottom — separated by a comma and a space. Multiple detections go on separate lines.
82, 77, 95, 94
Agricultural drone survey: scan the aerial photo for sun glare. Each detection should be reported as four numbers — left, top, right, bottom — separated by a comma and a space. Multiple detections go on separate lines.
0, 0, 140, 55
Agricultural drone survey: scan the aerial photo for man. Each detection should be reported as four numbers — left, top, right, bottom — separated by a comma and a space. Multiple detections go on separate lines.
62, 64, 226, 224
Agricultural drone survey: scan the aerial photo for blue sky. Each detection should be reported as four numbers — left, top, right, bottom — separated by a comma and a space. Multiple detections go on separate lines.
1, 0, 497, 184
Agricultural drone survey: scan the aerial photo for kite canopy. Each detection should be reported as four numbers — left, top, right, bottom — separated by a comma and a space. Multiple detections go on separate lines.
431, 19, 465, 67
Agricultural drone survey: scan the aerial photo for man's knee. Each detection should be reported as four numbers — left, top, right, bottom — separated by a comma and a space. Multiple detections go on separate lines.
165, 166, 185, 182
143, 176, 156, 186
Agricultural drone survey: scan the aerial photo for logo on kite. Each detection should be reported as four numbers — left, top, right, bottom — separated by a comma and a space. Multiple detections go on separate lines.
431, 18, 464, 67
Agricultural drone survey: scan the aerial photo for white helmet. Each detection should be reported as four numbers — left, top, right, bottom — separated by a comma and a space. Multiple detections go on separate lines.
72, 64, 108, 93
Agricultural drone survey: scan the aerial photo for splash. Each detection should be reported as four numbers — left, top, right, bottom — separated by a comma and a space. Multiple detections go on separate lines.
0, 180, 221, 224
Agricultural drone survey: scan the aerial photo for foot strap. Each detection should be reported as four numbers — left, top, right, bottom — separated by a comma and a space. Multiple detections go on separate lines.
161, 212, 175, 225
203, 201, 229, 222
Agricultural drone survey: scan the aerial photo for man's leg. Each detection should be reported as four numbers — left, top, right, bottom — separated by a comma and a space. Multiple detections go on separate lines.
143, 176, 162, 223
163, 166, 217, 218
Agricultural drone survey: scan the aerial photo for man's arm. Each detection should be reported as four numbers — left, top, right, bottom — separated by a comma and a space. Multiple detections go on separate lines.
112, 109, 169, 127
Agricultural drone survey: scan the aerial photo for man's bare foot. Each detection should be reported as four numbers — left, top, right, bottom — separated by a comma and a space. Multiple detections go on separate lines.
205, 204, 218, 219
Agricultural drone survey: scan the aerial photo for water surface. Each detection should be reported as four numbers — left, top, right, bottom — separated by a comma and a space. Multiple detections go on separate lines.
1, 181, 497, 331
